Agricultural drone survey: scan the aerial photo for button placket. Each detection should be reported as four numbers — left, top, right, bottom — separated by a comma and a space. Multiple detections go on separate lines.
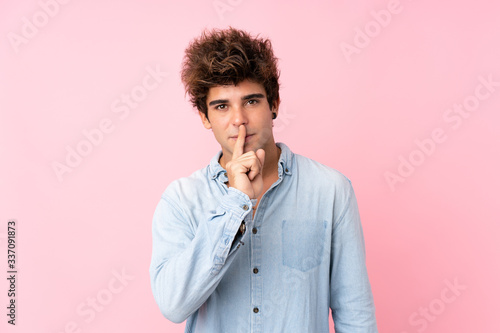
248, 170, 284, 331
250, 199, 263, 331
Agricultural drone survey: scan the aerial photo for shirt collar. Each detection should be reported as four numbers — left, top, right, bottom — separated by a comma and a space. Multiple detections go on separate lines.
208, 142, 293, 182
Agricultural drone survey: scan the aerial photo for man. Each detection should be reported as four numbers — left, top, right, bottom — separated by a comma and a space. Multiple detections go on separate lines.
149, 27, 378, 332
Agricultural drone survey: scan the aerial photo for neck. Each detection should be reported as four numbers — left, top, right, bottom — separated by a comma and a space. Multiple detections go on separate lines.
220, 143, 281, 179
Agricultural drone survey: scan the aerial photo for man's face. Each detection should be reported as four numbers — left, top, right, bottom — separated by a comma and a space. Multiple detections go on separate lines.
200, 79, 277, 160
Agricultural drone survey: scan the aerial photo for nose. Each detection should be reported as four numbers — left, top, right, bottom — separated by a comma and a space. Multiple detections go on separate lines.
231, 105, 248, 127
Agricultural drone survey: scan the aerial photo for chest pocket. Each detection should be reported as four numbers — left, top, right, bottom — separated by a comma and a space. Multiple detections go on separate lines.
281, 219, 327, 272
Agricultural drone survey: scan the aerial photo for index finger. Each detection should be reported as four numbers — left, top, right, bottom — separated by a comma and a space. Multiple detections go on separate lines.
232, 125, 246, 160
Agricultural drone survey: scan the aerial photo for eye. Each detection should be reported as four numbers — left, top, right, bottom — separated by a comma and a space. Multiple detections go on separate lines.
215, 104, 227, 110
247, 99, 259, 105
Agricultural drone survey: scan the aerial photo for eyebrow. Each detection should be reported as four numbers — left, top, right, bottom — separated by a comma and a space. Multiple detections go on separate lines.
242, 93, 265, 101
208, 93, 265, 106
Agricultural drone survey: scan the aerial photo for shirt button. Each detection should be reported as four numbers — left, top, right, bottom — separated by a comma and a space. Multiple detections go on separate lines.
285, 168, 289, 172
224, 172, 227, 177
252, 228, 257, 234
253, 307, 259, 313
253, 268, 259, 274
242, 205, 249, 211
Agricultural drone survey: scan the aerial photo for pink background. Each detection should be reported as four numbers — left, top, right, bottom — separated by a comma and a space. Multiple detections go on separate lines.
1, 0, 499, 332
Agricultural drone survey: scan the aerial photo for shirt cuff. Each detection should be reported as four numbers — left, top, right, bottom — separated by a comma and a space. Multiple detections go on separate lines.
220, 187, 254, 220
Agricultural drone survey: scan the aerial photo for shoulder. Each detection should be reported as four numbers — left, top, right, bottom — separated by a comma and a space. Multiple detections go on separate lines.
294, 153, 352, 190
286, 150, 357, 225
161, 166, 211, 203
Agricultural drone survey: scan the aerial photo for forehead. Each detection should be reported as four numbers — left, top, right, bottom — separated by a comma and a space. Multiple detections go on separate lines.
207, 80, 266, 101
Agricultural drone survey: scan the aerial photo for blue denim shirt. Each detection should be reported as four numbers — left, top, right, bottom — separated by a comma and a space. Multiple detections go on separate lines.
149, 142, 378, 332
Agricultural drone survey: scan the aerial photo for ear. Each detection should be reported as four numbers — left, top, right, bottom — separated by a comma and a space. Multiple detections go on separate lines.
199, 111, 212, 129
271, 98, 280, 117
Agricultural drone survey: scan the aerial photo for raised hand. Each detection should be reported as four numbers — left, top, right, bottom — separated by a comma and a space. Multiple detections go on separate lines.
225, 125, 265, 199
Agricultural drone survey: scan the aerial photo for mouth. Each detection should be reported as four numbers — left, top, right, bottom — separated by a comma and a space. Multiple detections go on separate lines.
230, 134, 254, 141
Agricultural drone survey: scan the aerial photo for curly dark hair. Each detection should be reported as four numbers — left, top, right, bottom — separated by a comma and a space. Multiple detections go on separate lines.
181, 27, 280, 119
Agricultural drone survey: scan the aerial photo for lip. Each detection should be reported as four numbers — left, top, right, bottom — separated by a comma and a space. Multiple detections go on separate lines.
230, 134, 254, 140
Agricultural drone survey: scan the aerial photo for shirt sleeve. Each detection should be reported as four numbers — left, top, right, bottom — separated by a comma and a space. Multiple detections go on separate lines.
330, 182, 378, 332
149, 186, 254, 323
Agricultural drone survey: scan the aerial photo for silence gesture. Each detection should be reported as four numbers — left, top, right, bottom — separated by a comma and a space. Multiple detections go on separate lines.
225, 125, 266, 199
